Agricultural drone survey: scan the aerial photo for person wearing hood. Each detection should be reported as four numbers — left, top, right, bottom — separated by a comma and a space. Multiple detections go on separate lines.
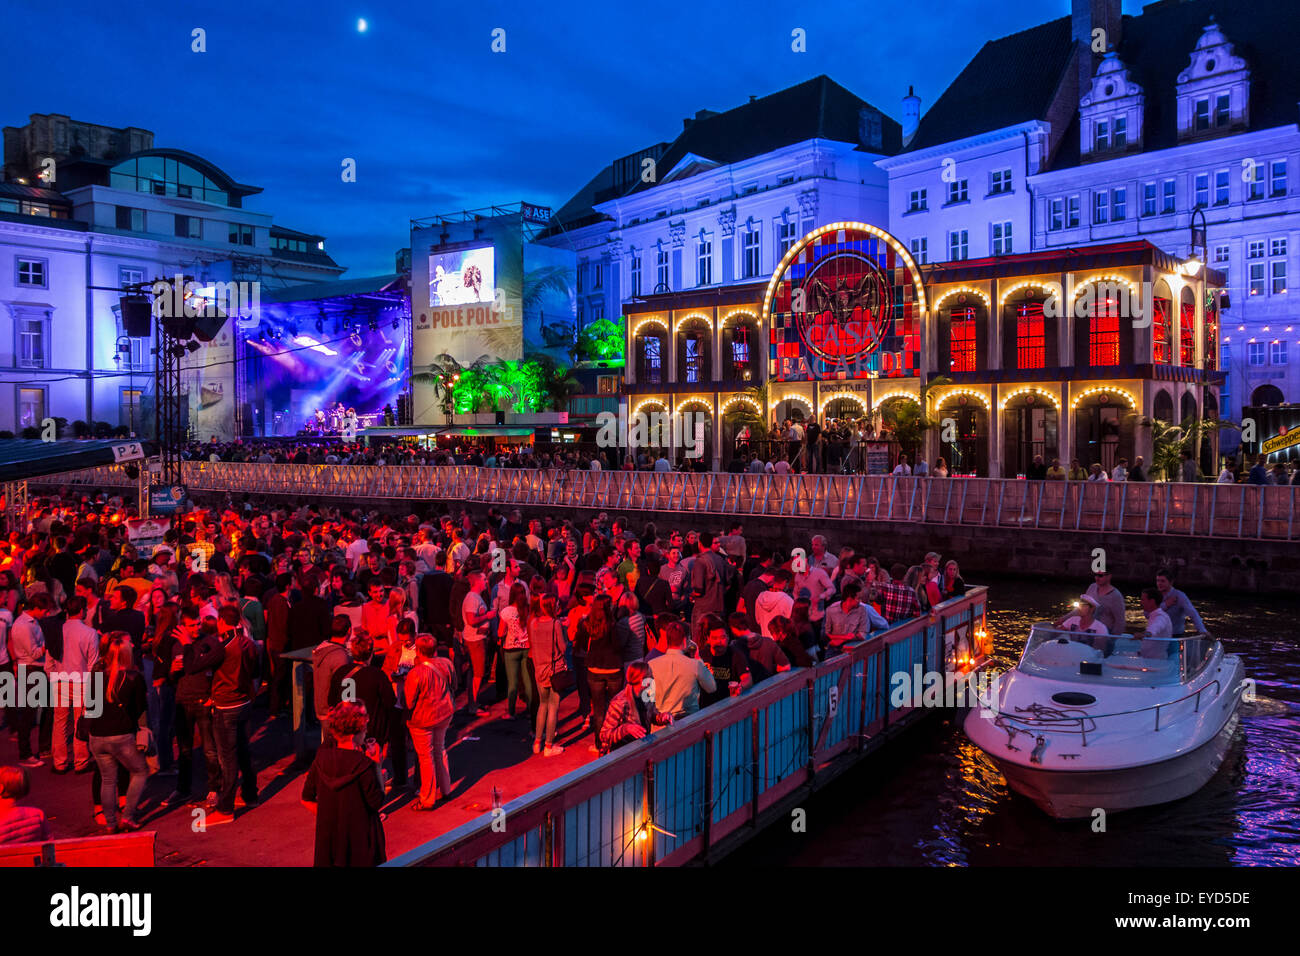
753, 569, 794, 639
728, 613, 790, 684
301, 700, 387, 867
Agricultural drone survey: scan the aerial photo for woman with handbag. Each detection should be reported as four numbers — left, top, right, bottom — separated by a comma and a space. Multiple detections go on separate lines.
526, 592, 569, 756
82, 634, 150, 833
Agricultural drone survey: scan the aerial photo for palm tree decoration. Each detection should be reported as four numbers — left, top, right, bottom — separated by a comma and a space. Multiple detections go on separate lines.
879, 374, 953, 462
523, 264, 576, 351
532, 356, 581, 411
724, 381, 770, 441
410, 353, 492, 421
1146, 414, 1236, 481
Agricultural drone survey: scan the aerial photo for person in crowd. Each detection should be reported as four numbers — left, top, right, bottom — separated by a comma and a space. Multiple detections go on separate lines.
313, 615, 353, 742
1045, 458, 1066, 480
1068, 459, 1087, 481
82, 635, 149, 833
1154, 568, 1206, 637
647, 619, 716, 720
1139, 588, 1173, 640
162, 616, 223, 809
327, 632, 396, 778
580, 594, 623, 752
1129, 457, 1147, 482
728, 613, 791, 683
301, 701, 387, 866
50, 596, 99, 774
208, 607, 261, 825
878, 564, 922, 624
497, 580, 534, 721
599, 661, 672, 754
932, 457, 949, 478
939, 560, 967, 600
696, 615, 752, 707
822, 583, 882, 650
0, 765, 50, 845
404, 635, 457, 811
526, 592, 567, 756
9, 593, 50, 767
460, 568, 495, 717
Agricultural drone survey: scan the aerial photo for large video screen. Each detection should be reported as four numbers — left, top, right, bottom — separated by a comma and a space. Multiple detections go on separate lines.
430, 246, 495, 306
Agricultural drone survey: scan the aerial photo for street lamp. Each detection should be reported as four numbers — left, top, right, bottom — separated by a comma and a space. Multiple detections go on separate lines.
1184, 207, 1208, 277
113, 335, 137, 437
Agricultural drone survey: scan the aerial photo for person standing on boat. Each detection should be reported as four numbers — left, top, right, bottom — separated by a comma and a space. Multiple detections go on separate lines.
1057, 594, 1108, 635
1153, 569, 1206, 636
1083, 570, 1126, 634
1139, 588, 1173, 639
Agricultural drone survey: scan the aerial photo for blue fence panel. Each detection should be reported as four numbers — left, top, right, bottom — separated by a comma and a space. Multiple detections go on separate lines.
862, 652, 879, 726
814, 663, 851, 750
652, 740, 707, 860
564, 773, 645, 867
711, 715, 753, 824
760, 691, 807, 791
887, 640, 913, 712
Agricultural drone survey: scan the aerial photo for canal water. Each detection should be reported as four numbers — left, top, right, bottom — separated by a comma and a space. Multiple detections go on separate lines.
726, 576, 1300, 867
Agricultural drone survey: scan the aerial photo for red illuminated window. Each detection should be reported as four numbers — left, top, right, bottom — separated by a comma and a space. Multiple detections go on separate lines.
1089, 298, 1121, 366
1152, 297, 1172, 364
1180, 302, 1195, 365
1016, 301, 1045, 370
950, 307, 976, 371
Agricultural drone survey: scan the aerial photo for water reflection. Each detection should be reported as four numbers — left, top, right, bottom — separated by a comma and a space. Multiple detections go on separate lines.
726, 575, 1300, 867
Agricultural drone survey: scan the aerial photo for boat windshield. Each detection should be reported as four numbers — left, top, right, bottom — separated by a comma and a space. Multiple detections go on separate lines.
1016, 624, 1215, 686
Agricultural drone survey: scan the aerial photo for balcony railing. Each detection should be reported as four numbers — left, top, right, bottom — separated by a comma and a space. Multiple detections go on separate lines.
27, 465, 1299, 541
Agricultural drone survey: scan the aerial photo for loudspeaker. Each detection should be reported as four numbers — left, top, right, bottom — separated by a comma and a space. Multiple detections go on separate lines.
119, 296, 152, 337
494, 411, 505, 425
397, 393, 412, 425
191, 311, 227, 342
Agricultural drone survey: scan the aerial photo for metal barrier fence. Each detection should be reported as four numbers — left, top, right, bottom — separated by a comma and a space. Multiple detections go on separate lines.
384, 587, 988, 867
28, 464, 1299, 541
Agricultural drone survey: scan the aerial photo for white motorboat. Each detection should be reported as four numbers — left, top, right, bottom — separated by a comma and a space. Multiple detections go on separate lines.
964, 624, 1245, 820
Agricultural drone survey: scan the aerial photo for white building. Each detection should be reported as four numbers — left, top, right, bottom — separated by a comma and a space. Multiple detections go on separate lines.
0, 114, 344, 438
878, 0, 1300, 418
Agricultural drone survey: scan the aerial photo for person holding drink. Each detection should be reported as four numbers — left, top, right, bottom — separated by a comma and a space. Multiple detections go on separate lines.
696, 614, 752, 707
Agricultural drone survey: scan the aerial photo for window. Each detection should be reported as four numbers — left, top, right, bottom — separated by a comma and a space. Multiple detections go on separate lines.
1214, 170, 1229, 206
1095, 119, 1110, 151
1194, 174, 1209, 209
1271, 248, 1287, 295
1271, 160, 1287, 198
990, 169, 1012, 194
118, 267, 145, 290
949, 307, 976, 372
1214, 245, 1230, 264
730, 326, 751, 379
1089, 296, 1121, 366
109, 155, 229, 206
1270, 237, 1287, 258
1249, 240, 1266, 295
907, 189, 927, 213
947, 229, 968, 261
1142, 182, 1157, 217
120, 335, 148, 372
1113, 116, 1128, 148
17, 311, 49, 369
778, 220, 797, 257
119, 388, 142, 433
590, 301, 604, 321
630, 254, 641, 297
116, 206, 145, 231
1111, 187, 1126, 221
656, 248, 669, 291
1248, 342, 1266, 365
910, 237, 928, 265
741, 229, 760, 278
642, 335, 661, 384
992, 221, 1012, 255
1016, 301, 1046, 370
175, 215, 202, 239
697, 237, 713, 286
1152, 297, 1172, 364
1162, 179, 1176, 214
229, 223, 254, 246
947, 179, 968, 204
16, 258, 47, 288
1180, 301, 1195, 366
576, 262, 585, 293
1194, 98, 1210, 131
684, 334, 702, 383
1067, 196, 1080, 228
592, 262, 603, 290
1093, 191, 1109, 224
1271, 341, 1288, 365
1248, 159, 1266, 200
1050, 198, 1063, 231
1214, 93, 1230, 127
17, 388, 46, 431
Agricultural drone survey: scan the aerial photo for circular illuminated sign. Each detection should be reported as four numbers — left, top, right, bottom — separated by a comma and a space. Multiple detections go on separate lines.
792, 252, 893, 363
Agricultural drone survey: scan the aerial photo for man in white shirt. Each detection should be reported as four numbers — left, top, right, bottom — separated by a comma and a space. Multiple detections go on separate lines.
1216, 461, 1236, 483
10, 596, 50, 767
344, 532, 370, 574
913, 458, 929, 477
461, 570, 496, 716
809, 535, 838, 574
1140, 588, 1173, 639
892, 455, 912, 476
1111, 458, 1128, 482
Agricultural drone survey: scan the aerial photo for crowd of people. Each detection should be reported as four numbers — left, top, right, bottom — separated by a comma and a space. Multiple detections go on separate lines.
0, 491, 977, 864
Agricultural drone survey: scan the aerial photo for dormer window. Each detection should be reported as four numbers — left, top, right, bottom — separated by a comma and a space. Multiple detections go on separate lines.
1096, 120, 1109, 151
1079, 52, 1143, 160
1177, 19, 1250, 140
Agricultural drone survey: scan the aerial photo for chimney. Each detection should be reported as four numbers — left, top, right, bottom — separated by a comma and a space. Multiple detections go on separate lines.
901, 86, 921, 146
1072, 0, 1123, 90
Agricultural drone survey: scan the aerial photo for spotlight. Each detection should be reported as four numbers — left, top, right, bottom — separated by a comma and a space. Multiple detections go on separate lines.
186, 341, 201, 353
392, 317, 400, 329
368, 317, 379, 332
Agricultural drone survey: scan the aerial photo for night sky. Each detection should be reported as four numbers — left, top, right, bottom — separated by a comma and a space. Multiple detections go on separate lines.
6, 0, 1148, 277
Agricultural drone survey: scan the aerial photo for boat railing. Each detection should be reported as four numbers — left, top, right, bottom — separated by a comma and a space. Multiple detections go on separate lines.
1017, 624, 1215, 686
983, 678, 1226, 746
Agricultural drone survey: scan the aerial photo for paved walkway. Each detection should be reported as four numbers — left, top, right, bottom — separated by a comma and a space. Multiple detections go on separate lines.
1, 689, 599, 866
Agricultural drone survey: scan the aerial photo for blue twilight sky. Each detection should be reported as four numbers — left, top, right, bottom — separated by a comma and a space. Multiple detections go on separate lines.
4, 0, 1148, 278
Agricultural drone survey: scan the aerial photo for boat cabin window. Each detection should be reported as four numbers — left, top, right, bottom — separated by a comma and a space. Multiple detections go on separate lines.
1018, 624, 1211, 686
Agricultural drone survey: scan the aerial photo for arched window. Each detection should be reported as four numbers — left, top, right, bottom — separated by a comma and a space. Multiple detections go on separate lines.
1179, 288, 1196, 366
1016, 300, 1046, 369
636, 328, 666, 384
950, 307, 977, 371
1152, 296, 1172, 363
1204, 296, 1219, 370
1088, 294, 1121, 366
726, 321, 760, 383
